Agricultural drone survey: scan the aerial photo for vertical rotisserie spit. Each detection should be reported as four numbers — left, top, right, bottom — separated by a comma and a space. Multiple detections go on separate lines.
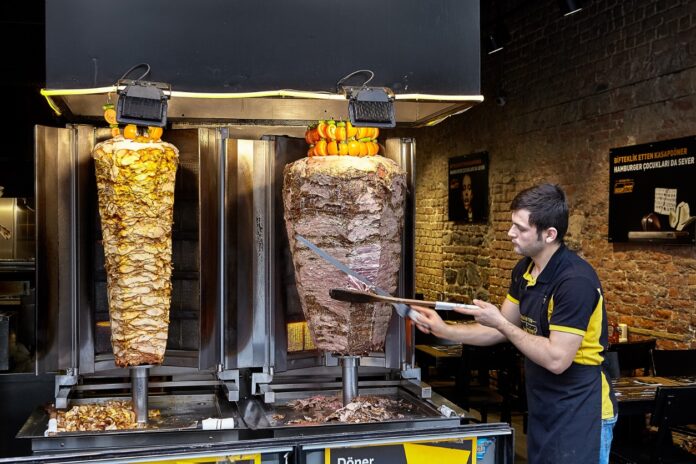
92, 133, 179, 367
283, 132, 406, 355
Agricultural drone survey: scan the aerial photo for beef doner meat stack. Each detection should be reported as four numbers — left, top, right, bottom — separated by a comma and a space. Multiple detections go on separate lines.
92, 124, 178, 367
283, 120, 406, 355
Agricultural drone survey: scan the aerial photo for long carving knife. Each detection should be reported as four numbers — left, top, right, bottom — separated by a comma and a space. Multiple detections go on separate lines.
329, 288, 478, 311
294, 234, 421, 322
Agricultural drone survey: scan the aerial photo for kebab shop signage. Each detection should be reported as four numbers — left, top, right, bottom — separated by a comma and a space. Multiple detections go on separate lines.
325, 437, 477, 464
609, 135, 696, 244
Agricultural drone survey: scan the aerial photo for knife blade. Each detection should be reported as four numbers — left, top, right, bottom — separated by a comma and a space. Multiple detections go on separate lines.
294, 234, 420, 323
329, 288, 478, 311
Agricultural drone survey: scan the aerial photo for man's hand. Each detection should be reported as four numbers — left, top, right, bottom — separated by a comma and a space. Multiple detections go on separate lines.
410, 300, 515, 346
453, 299, 507, 329
409, 305, 451, 338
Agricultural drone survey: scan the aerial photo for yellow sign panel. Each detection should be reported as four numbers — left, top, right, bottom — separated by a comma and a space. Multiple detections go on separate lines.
143, 453, 260, 464
325, 437, 478, 464
404, 442, 471, 463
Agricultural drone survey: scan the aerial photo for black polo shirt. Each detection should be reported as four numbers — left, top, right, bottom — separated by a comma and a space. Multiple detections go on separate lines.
506, 244, 617, 464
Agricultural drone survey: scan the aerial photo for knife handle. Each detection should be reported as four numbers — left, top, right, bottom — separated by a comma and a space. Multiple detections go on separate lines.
434, 302, 478, 311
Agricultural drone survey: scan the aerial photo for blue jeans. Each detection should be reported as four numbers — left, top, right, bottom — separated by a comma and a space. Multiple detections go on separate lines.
600, 414, 618, 464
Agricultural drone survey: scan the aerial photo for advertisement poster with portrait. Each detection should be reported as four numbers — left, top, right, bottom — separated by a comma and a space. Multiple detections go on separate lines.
448, 152, 489, 223
608, 135, 696, 244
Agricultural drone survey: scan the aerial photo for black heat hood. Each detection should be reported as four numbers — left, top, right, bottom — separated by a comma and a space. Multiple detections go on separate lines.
44, 0, 482, 128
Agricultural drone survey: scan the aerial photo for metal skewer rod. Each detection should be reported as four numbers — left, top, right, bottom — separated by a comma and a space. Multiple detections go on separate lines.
340, 356, 360, 405
130, 366, 150, 424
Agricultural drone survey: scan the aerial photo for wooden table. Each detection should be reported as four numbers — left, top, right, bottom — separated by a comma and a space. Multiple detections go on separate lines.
415, 344, 462, 359
611, 376, 696, 461
414, 344, 462, 381
613, 376, 696, 414
612, 376, 696, 442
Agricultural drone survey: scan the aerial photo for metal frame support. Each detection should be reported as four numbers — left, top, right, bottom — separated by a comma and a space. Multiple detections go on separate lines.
55, 371, 79, 409
251, 371, 274, 398
217, 368, 240, 402
404, 378, 432, 399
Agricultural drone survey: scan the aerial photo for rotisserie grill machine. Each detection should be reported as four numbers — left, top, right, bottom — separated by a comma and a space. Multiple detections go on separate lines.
15, 2, 516, 458
18, 129, 502, 460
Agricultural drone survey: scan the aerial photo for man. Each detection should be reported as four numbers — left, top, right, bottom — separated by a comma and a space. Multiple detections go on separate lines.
412, 183, 617, 464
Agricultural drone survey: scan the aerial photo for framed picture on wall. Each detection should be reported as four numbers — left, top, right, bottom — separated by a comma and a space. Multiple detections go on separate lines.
448, 152, 489, 223
608, 135, 696, 244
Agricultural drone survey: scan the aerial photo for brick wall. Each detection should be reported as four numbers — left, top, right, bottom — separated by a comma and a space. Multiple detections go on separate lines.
399, 0, 696, 348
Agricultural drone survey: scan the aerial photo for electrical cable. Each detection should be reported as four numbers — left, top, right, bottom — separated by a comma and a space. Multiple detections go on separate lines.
117, 63, 151, 82
336, 69, 375, 91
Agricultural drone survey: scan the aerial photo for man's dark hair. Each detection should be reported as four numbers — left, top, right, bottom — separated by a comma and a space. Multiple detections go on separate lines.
510, 183, 568, 242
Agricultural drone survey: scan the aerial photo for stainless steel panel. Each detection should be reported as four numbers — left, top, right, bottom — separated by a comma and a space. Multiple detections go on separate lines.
399, 138, 417, 370
232, 139, 272, 369
383, 138, 417, 372
36, 124, 109, 375
167, 129, 204, 369
199, 128, 223, 371
222, 136, 238, 370
227, 136, 307, 373
297, 424, 512, 459
76, 125, 100, 374
50, 93, 479, 128
229, 138, 251, 368
35, 125, 73, 374
268, 137, 308, 375
252, 140, 273, 369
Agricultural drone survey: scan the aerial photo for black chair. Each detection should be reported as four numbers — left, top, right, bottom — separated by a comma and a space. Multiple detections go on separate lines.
604, 350, 621, 380
611, 386, 696, 464
609, 339, 657, 377
652, 349, 696, 377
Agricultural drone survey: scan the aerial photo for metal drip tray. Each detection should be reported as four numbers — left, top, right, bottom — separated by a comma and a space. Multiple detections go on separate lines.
18, 393, 244, 454
241, 386, 461, 437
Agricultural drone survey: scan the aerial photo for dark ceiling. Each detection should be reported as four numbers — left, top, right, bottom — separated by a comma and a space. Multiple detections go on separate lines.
0, 1, 58, 198
0, 0, 527, 199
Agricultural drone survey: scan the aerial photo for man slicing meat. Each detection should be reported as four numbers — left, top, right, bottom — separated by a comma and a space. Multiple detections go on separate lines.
412, 183, 617, 464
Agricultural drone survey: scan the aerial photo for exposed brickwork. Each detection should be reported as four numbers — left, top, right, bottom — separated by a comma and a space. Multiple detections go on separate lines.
394, 0, 696, 348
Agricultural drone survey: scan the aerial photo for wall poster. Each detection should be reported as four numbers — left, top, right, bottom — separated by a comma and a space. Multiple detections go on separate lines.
448, 152, 489, 223
608, 135, 696, 243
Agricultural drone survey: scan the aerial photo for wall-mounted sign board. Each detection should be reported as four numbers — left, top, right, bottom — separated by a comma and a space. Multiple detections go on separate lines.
608, 135, 696, 244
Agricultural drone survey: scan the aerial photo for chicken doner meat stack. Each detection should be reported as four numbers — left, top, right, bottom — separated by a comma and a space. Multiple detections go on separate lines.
92, 126, 178, 367
283, 121, 406, 355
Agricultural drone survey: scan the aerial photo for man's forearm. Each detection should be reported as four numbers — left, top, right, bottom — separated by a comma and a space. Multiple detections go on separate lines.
495, 319, 577, 374
447, 322, 508, 346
